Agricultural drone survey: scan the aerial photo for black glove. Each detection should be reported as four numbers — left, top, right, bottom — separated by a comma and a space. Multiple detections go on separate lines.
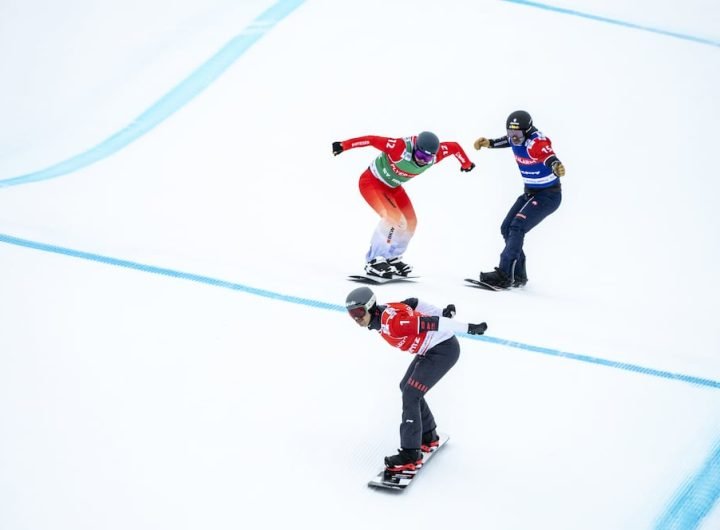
460, 162, 475, 173
442, 304, 456, 318
467, 322, 487, 335
332, 141, 344, 156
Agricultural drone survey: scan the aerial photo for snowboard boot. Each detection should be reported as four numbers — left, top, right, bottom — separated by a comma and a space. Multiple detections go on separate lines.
387, 256, 413, 277
479, 267, 512, 289
512, 273, 528, 288
511, 260, 528, 287
365, 257, 394, 279
421, 429, 440, 453
384, 448, 423, 472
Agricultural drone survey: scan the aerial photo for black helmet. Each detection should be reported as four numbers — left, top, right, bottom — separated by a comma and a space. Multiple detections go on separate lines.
506, 110, 533, 132
345, 286, 376, 318
415, 131, 440, 155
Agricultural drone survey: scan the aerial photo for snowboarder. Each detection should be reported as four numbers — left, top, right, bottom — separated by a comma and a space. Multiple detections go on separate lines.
332, 132, 475, 279
473, 110, 565, 288
345, 286, 487, 472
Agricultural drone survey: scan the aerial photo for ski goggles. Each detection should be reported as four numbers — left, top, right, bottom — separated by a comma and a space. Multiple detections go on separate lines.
413, 148, 435, 165
507, 129, 526, 144
347, 305, 368, 319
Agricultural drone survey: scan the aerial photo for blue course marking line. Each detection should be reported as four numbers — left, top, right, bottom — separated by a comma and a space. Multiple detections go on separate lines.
0, 0, 305, 188
655, 439, 720, 530
2, 231, 720, 391
0, 233, 337, 312
502, 0, 720, 48
480, 335, 720, 390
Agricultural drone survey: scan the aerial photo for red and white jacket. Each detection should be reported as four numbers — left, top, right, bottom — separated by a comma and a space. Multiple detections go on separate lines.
377, 300, 465, 356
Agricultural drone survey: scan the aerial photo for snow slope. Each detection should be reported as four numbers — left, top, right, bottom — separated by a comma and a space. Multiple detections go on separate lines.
1, 1, 719, 529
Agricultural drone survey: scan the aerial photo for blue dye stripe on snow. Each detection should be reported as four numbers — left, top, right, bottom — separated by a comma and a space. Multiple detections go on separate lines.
0, 232, 337, 312
2, 231, 719, 391
655, 439, 720, 530
480, 335, 720, 389
0, 0, 305, 188
502, 0, 720, 48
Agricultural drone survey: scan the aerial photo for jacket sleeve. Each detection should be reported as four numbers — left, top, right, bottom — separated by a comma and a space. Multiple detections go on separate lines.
489, 136, 511, 148
414, 299, 442, 316
527, 137, 560, 166
387, 310, 468, 335
435, 141, 474, 170
339, 135, 406, 158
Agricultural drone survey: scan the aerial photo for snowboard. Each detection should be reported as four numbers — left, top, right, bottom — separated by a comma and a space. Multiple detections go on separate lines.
367, 433, 450, 491
464, 278, 505, 291
348, 274, 419, 285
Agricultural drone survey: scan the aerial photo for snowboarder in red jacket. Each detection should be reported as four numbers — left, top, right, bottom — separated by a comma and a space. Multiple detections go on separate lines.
333, 132, 475, 278
345, 286, 487, 471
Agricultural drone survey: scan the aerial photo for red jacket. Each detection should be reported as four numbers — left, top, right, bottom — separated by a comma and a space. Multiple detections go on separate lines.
378, 301, 456, 356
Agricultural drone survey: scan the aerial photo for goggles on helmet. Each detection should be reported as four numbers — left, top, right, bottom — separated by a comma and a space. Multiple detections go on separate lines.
413, 148, 434, 165
346, 297, 375, 320
347, 305, 369, 319
507, 129, 525, 145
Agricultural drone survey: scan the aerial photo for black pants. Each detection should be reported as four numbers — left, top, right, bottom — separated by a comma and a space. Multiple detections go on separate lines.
499, 188, 562, 278
398, 336, 460, 449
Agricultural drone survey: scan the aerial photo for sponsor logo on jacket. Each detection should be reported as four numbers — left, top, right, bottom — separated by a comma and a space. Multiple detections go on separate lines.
514, 155, 537, 165
388, 161, 415, 178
